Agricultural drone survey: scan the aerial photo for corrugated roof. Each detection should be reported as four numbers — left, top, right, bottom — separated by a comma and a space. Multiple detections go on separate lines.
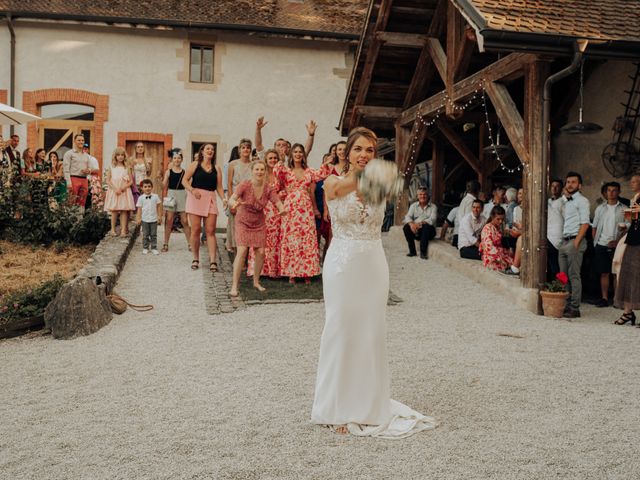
0, 0, 369, 37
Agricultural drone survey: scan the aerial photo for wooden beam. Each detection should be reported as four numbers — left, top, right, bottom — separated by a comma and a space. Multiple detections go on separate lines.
446, 2, 465, 117
522, 61, 550, 298
349, 0, 394, 128
453, 26, 477, 82
375, 32, 427, 48
436, 119, 482, 175
355, 105, 403, 118
399, 53, 538, 126
402, 0, 447, 109
484, 80, 531, 165
431, 139, 444, 204
394, 123, 412, 225
425, 38, 447, 84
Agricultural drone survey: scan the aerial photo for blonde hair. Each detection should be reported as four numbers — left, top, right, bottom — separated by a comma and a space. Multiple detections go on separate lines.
251, 159, 267, 172
111, 147, 127, 167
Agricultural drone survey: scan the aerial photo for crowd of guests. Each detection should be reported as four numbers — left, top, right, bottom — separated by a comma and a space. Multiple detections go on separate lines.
97, 117, 351, 298
1, 132, 104, 211
424, 171, 640, 323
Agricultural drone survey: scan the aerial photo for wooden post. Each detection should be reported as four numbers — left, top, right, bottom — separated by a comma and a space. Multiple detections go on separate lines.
522, 61, 550, 299
431, 139, 444, 204
395, 122, 412, 225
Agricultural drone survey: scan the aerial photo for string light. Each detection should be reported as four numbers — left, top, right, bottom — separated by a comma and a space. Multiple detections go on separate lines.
395, 82, 529, 211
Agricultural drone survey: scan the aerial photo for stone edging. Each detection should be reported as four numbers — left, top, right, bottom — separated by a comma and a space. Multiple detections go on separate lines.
77, 223, 140, 293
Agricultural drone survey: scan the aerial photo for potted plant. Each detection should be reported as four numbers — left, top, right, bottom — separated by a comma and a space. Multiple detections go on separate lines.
540, 272, 569, 318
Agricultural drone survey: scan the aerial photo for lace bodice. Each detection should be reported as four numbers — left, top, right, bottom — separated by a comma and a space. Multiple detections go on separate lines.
327, 190, 384, 241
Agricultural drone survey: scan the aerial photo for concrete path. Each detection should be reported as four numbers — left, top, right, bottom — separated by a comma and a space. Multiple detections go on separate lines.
1, 227, 639, 479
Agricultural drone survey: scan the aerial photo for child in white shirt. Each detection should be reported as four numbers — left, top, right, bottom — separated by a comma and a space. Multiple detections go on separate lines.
136, 179, 162, 254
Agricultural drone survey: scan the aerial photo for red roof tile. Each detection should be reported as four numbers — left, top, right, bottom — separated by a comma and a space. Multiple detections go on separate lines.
0, 0, 369, 37
462, 0, 640, 42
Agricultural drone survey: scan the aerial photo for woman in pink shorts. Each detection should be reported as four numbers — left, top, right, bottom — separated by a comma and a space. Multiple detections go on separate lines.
183, 143, 227, 271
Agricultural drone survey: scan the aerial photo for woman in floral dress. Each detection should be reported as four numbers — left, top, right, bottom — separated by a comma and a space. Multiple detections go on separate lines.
480, 205, 513, 271
276, 144, 331, 284
247, 149, 285, 278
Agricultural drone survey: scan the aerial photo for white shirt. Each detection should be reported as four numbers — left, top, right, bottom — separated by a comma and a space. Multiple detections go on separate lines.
547, 197, 564, 249
513, 205, 522, 226
592, 201, 626, 246
447, 207, 459, 233
454, 193, 476, 232
403, 201, 437, 226
136, 193, 161, 223
88, 155, 99, 175
458, 212, 486, 250
483, 201, 508, 220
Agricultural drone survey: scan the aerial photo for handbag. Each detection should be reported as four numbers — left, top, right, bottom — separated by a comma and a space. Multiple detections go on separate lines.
163, 196, 176, 208
107, 293, 154, 315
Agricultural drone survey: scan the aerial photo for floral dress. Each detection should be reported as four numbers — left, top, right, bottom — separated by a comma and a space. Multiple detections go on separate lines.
480, 222, 514, 270
247, 176, 285, 278
276, 163, 331, 278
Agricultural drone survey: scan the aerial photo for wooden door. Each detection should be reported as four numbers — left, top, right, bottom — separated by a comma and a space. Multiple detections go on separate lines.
125, 141, 165, 196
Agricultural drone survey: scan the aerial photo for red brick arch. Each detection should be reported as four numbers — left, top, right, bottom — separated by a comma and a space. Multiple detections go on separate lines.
23, 88, 109, 166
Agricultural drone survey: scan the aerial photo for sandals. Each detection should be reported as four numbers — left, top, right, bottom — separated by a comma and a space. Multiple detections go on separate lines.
191, 260, 199, 270
614, 311, 636, 326
161, 244, 169, 253
210, 262, 218, 272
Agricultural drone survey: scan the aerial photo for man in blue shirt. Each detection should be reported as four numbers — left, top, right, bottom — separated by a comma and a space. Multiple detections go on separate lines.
558, 172, 591, 318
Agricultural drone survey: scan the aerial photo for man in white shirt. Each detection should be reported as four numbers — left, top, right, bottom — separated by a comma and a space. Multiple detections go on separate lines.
558, 171, 591, 318
592, 181, 626, 307
458, 199, 486, 260
454, 179, 480, 234
440, 206, 458, 245
482, 185, 507, 219
547, 178, 564, 277
403, 187, 438, 259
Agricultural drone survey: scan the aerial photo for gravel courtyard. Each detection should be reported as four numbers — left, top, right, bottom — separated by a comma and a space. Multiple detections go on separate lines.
1, 231, 639, 480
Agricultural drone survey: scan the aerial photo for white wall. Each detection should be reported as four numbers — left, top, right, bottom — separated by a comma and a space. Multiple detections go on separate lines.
3, 21, 352, 167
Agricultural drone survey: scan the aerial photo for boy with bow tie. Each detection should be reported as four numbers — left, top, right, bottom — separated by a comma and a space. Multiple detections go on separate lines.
136, 179, 162, 254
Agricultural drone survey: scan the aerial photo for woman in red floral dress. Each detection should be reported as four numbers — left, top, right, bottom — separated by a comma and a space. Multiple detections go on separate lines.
247, 149, 285, 278
480, 205, 514, 271
276, 144, 331, 284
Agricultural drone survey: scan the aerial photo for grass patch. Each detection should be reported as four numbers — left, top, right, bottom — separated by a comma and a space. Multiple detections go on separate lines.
0, 240, 93, 296
238, 274, 324, 302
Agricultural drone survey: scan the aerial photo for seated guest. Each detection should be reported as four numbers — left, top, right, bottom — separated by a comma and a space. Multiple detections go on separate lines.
592, 181, 626, 307
504, 187, 518, 228
480, 206, 515, 272
440, 206, 458, 246
403, 187, 438, 259
458, 199, 486, 260
483, 186, 507, 219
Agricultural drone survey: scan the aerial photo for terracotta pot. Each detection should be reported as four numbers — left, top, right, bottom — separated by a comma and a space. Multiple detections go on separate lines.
540, 291, 569, 318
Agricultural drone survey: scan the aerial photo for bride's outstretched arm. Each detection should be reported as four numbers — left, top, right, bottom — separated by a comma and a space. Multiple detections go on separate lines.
324, 173, 357, 201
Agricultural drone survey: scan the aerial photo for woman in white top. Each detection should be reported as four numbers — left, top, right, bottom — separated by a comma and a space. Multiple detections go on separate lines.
132, 141, 152, 187
311, 127, 435, 439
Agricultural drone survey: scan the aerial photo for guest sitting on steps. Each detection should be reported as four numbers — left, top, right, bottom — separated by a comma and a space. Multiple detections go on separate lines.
458, 199, 486, 260
403, 187, 437, 259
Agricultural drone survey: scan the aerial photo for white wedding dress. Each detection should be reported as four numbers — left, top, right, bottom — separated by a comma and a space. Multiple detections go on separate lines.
311, 185, 436, 438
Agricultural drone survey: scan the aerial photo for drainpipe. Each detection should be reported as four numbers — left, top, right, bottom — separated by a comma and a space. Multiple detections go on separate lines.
539, 39, 588, 288
6, 14, 16, 136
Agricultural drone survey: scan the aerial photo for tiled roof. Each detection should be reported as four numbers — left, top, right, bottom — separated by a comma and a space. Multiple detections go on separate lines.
0, 0, 369, 38
461, 0, 640, 42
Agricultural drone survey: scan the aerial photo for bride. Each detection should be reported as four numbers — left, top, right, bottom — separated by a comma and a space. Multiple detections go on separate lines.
311, 127, 436, 438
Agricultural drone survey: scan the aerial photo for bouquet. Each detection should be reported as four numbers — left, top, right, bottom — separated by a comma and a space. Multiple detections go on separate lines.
544, 272, 569, 292
357, 158, 404, 205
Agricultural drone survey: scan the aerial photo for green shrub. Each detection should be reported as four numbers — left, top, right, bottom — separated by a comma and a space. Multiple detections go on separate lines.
0, 275, 65, 322
0, 172, 109, 245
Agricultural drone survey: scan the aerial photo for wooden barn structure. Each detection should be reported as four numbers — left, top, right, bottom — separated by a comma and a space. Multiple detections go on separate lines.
339, 0, 640, 306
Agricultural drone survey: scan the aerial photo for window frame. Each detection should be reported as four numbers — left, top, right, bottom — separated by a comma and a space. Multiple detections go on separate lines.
189, 44, 215, 84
